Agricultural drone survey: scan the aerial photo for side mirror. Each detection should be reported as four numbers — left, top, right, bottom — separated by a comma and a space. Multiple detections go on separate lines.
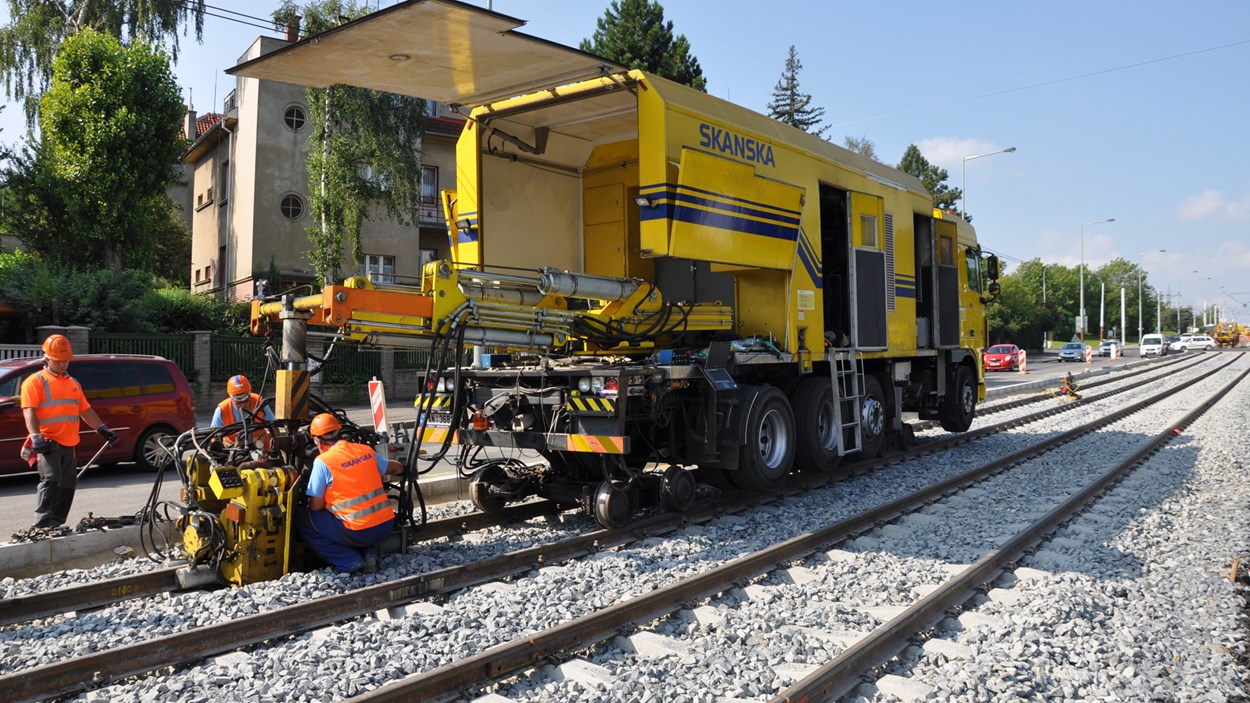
986, 254, 1001, 280
987, 281, 1002, 298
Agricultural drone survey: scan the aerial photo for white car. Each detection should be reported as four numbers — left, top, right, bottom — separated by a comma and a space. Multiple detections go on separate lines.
1140, 334, 1167, 357
1177, 335, 1217, 352
1169, 334, 1193, 352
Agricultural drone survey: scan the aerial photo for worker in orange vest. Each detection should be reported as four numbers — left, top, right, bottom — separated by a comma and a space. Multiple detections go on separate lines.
20, 334, 118, 529
299, 413, 405, 574
209, 375, 274, 451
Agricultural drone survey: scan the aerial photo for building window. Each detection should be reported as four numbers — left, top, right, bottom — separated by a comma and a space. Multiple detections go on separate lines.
220, 161, 230, 204
421, 165, 438, 205
361, 254, 395, 284
280, 194, 304, 220
284, 105, 307, 131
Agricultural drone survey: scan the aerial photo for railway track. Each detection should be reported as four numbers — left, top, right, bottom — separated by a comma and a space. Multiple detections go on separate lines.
0, 353, 1243, 702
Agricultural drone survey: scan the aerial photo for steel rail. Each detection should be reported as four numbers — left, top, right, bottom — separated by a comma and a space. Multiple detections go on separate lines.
773, 362, 1250, 703
347, 355, 1244, 701
0, 499, 560, 629
1, 355, 1233, 702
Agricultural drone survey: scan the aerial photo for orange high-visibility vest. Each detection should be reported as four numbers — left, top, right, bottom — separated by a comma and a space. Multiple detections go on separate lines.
20, 369, 88, 446
320, 441, 394, 531
217, 393, 270, 450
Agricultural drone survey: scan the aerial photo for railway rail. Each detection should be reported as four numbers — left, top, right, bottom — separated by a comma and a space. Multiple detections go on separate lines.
0, 353, 1242, 702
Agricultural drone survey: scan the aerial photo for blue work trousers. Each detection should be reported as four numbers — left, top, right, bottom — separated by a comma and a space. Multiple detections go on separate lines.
298, 508, 393, 573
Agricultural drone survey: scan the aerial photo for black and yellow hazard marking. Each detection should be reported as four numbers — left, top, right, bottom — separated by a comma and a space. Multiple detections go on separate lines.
565, 396, 617, 415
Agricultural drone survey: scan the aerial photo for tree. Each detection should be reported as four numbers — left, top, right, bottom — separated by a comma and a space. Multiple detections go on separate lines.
31, 29, 185, 272
897, 144, 962, 213
843, 135, 877, 161
579, 0, 706, 91
273, 1, 426, 285
767, 45, 827, 138
0, 0, 205, 125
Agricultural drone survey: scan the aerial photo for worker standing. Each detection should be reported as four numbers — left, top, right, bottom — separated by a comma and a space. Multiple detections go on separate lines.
300, 413, 404, 574
21, 334, 118, 529
210, 375, 274, 451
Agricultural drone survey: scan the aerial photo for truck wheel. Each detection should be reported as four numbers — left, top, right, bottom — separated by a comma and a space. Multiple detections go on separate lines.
792, 377, 843, 474
660, 466, 697, 512
135, 426, 176, 472
734, 386, 795, 491
939, 366, 977, 432
859, 376, 887, 459
593, 479, 633, 528
469, 465, 508, 514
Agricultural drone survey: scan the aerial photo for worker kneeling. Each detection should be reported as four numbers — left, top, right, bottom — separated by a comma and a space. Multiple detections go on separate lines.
300, 413, 405, 574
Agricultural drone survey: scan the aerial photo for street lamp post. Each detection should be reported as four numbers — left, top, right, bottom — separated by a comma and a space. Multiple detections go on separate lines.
961, 147, 1016, 219
1079, 218, 1115, 343
1136, 248, 1165, 344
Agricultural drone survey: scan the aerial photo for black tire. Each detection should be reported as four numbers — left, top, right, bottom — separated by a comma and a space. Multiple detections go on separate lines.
734, 386, 795, 491
469, 465, 508, 514
859, 375, 887, 459
939, 365, 977, 432
135, 425, 177, 472
792, 377, 843, 474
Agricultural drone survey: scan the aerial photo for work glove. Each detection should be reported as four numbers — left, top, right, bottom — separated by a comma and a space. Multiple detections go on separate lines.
96, 425, 119, 445
31, 434, 48, 455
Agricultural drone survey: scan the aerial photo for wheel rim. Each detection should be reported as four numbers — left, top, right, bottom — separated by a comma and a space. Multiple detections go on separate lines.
862, 396, 885, 438
960, 380, 975, 414
816, 397, 837, 453
756, 408, 790, 469
143, 432, 171, 470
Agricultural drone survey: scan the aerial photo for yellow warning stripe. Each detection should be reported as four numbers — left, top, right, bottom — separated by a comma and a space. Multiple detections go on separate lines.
564, 435, 626, 454
420, 427, 459, 444
414, 395, 453, 410
565, 397, 616, 414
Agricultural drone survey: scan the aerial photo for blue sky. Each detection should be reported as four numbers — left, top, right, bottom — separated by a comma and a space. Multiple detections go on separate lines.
3, 1, 1248, 319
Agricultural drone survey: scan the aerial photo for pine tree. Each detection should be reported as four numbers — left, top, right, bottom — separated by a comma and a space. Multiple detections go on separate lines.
897, 144, 963, 214
767, 45, 827, 138
579, 0, 706, 91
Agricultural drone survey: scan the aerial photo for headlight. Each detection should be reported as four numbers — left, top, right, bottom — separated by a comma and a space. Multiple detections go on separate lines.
435, 376, 448, 393
577, 377, 592, 393
590, 377, 605, 393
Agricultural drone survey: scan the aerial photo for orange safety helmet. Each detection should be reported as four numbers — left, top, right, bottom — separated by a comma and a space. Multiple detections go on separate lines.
227, 375, 252, 396
309, 413, 342, 439
42, 334, 73, 362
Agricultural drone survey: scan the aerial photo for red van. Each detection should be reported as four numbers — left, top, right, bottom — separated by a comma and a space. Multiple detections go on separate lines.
0, 355, 196, 476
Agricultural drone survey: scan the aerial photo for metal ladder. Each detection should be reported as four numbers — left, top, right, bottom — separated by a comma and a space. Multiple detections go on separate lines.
828, 348, 864, 455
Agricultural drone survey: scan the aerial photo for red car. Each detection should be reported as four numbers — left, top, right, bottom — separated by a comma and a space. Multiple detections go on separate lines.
983, 344, 1022, 372
0, 354, 196, 476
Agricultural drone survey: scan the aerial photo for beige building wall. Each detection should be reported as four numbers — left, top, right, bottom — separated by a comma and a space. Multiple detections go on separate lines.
188, 35, 458, 299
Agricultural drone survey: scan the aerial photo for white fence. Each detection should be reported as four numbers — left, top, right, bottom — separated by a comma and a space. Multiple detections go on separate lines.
0, 344, 42, 361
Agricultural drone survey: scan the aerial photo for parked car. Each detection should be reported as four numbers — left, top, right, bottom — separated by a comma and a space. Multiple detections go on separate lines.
1097, 339, 1121, 357
1176, 335, 1217, 352
1165, 335, 1182, 353
1057, 341, 1086, 362
1140, 334, 1167, 357
983, 343, 1022, 372
0, 355, 195, 477
1170, 334, 1193, 352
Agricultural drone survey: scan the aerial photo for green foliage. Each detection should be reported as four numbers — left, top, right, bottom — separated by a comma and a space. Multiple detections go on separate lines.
843, 136, 878, 161
579, 0, 706, 91
273, 1, 426, 285
0, 252, 247, 340
897, 144, 962, 214
0, 0, 205, 125
767, 46, 827, 138
35, 29, 185, 272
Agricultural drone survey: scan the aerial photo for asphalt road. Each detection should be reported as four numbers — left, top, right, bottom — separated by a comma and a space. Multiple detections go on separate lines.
0, 351, 1137, 540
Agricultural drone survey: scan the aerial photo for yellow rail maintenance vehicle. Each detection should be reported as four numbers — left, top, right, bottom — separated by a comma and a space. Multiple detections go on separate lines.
235, 0, 999, 531
1213, 321, 1239, 348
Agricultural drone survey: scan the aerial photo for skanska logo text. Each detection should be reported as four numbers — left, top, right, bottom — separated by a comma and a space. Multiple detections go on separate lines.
698, 123, 776, 167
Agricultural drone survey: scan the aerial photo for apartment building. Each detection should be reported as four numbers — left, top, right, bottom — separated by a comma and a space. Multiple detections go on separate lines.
185, 35, 462, 299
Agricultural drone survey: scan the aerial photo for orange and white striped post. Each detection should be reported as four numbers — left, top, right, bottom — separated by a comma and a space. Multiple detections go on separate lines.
368, 377, 389, 436
1017, 349, 1028, 374
1084, 345, 1093, 364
